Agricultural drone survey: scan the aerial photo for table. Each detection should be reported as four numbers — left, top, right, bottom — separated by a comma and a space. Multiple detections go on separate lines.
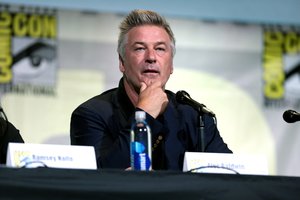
0, 167, 300, 199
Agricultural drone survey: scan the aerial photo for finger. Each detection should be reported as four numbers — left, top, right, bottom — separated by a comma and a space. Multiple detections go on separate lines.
140, 82, 147, 93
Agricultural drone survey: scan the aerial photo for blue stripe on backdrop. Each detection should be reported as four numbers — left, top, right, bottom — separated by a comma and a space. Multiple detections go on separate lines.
1, 0, 300, 25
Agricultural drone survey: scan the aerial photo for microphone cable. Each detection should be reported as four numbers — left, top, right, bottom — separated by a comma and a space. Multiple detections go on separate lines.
188, 165, 240, 174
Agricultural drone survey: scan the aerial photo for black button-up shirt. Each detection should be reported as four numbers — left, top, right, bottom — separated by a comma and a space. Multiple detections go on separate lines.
71, 78, 232, 170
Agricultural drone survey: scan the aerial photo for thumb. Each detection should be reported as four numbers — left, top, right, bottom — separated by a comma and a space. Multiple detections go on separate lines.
140, 82, 147, 93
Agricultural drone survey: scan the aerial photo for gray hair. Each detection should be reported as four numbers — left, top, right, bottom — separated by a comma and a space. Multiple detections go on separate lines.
117, 9, 176, 60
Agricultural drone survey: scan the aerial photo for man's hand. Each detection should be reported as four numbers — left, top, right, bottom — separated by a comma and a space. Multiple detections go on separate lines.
136, 81, 168, 118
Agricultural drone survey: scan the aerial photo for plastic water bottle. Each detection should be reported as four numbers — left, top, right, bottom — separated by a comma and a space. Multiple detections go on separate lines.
130, 111, 152, 171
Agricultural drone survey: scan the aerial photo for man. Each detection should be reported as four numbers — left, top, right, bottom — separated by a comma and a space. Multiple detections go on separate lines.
0, 107, 24, 164
70, 9, 232, 170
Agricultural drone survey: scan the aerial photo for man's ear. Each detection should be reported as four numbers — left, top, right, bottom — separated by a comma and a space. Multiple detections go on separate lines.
119, 54, 125, 72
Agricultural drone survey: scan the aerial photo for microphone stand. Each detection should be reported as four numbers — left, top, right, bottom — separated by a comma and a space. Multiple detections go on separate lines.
197, 108, 205, 152
175, 90, 217, 152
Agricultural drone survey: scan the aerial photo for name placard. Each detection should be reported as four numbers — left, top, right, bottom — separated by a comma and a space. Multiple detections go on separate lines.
6, 143, 97, 170
183, 152, 268, 175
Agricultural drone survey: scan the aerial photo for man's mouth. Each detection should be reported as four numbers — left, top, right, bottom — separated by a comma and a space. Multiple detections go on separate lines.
143, 69, 159, 74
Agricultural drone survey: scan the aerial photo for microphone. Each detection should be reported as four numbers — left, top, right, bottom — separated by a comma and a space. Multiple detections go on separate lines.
283, 110, 300, 123
176, 90, 215, 117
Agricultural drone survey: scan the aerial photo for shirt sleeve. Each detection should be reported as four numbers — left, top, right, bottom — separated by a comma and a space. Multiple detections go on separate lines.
0, 118, 24, 164
70, 103, 132, 169
203, 115, 232, 153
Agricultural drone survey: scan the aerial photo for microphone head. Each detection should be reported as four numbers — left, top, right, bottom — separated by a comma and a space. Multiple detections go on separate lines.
175, 90, 190, 103
283, 110, 300, 123
175, 90, 215, 117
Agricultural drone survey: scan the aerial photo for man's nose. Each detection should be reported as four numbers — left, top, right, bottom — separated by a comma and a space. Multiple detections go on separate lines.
145, 49, 156, 63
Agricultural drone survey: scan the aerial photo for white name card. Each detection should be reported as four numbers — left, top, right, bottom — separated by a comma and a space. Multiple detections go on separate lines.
6, 143, 97, 170
183, 152, 268, 175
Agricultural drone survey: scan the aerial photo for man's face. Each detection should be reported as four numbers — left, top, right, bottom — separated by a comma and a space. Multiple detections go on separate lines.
119, 25, 173, 92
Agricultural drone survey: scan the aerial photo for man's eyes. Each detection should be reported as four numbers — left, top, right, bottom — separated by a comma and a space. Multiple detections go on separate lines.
156, 47, 166, 51
134, 47, 166, 51
135, 47, 145, 51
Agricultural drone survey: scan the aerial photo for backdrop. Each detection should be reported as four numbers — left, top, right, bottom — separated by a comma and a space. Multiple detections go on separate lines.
1, 4, 300, 176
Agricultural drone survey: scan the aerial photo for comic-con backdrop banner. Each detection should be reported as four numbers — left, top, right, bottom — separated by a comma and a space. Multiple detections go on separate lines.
263, 26, 300, 106
1, 4, 300, 177
0, 4, 57, 95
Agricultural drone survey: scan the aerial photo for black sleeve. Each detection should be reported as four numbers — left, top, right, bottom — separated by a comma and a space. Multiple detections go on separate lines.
70, 101, 132, 169
203, 115, 232, 153
0, 118, 24, 164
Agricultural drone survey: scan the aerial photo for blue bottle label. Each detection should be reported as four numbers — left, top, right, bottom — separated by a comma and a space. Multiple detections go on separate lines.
131, 141, 151, 170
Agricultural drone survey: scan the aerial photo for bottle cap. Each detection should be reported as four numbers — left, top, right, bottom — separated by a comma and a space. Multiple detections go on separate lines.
135, 111, 146, 120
